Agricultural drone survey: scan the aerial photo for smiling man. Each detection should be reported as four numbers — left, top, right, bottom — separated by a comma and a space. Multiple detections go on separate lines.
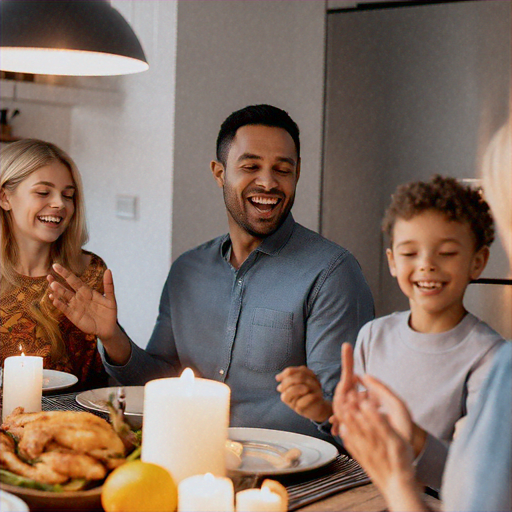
49, 105, 374, 440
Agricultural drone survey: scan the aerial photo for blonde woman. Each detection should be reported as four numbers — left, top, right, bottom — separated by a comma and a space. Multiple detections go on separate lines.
0, 139, 108, 389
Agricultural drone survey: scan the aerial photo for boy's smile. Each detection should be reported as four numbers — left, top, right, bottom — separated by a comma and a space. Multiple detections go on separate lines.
387, 209, 489, 333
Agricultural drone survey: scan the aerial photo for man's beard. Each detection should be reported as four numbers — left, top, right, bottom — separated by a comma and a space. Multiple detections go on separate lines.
223, 186, 294, 239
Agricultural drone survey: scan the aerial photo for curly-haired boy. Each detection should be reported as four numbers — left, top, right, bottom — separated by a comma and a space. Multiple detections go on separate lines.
277, 175, 505, 490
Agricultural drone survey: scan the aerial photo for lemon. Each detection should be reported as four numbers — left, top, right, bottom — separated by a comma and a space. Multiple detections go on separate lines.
101, 460, 177, 512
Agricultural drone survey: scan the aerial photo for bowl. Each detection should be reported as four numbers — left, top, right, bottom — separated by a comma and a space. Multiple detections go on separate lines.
0, 482, 102, 512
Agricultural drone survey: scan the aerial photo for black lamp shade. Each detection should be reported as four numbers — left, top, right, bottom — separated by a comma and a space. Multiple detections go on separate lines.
0, 0, 149, 76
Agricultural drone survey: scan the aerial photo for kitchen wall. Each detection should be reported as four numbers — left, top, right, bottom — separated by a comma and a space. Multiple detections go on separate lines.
171, 0, 326, 258
2, 1, 327, 347
70, 0, 178, 347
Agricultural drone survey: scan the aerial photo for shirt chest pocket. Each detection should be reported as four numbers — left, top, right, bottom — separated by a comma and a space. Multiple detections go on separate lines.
245, 308, 293, 372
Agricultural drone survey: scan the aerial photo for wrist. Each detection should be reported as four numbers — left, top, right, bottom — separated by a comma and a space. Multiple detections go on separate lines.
312, 401, 333, 423
383, 472, 426, 512
411, 423, 427, 458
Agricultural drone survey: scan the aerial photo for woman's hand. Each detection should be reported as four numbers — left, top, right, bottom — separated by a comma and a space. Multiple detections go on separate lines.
48, 264, 118, 342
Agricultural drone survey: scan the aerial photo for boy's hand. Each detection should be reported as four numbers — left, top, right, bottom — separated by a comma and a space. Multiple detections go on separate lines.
276, 366, 332, 423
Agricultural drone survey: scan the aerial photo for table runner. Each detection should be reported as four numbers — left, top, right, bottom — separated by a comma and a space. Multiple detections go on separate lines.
39, 392, 370, 510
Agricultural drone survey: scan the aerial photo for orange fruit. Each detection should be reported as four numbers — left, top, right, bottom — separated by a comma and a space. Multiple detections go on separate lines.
101, 460, 177, 512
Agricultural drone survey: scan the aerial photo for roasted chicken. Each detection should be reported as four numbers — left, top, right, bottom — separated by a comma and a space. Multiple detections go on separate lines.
0, 408, 127, 485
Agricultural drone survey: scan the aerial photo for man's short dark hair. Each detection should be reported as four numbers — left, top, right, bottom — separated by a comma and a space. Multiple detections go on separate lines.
216, 104, 300, 166
382, 174, 495, 250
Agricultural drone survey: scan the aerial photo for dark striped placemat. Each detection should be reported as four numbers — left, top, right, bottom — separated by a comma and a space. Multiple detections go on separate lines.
42, 391, 109, 420
277, 454, 370, 510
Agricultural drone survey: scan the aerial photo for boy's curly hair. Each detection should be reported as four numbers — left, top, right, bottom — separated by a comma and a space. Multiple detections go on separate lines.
382, 175, 494, 250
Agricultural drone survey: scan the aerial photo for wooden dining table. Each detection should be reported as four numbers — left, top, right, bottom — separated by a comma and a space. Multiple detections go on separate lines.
297, 482, 442, 511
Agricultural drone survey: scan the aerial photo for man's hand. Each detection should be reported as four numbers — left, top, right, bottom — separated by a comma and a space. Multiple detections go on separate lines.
47, 264, 118, 342
276, 366, 332, 423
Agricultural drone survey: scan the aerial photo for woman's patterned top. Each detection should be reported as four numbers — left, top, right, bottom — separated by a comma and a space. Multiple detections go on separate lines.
1, 252, 109, 389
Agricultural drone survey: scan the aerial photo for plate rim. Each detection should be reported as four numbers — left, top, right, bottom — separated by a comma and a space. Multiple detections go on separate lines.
227, 426, 338, 475
42, 369, 78, 392
0, 488, 30, 512
75, 385, 144, 418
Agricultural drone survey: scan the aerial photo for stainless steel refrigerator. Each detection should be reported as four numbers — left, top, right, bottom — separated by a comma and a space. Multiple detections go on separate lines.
322, 0, 511, 338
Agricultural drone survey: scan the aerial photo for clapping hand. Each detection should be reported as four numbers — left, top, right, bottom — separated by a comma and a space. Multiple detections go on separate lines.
47, 263, 118, 342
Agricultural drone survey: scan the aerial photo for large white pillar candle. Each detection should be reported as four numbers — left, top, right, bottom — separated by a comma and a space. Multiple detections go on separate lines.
178, 473, 234, 512
2, 355, 43, 421
142, 368, 230, 483
236, 487, 285, 512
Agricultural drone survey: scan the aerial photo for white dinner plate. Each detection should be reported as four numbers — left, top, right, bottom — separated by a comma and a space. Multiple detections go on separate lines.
227, 427, 338, 476
0, 489, 29, 512
76, 386, 144, 428
42, 369, 78, 392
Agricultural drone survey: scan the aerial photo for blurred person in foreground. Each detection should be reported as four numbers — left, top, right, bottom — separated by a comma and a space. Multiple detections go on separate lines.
332, 118, 512, 512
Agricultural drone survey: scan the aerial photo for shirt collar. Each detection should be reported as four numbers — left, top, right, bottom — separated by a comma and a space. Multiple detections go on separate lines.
220, 213, 296, 261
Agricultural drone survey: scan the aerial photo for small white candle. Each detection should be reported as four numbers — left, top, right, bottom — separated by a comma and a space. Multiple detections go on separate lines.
236, 487, 285, 512
142, 368, 230, 483
178, 473, 234, 512
2, 354, 43, 421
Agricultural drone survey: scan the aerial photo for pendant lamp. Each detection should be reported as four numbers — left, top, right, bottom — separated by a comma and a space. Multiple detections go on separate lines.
0, 0, 149, 76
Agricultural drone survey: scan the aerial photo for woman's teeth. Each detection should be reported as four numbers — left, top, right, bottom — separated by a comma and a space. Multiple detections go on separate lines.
38, 215, 62, 224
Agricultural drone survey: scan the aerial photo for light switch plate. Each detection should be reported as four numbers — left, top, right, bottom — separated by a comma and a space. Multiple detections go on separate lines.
116, 194, 137, 219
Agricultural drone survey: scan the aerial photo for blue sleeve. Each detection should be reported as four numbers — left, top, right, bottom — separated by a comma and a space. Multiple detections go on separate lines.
99, 270, 180, 385
441, 342, 512, 512
305, 250, 374, 400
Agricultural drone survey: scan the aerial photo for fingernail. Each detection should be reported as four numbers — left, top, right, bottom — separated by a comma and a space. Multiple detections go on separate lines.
53, 263, 62, 271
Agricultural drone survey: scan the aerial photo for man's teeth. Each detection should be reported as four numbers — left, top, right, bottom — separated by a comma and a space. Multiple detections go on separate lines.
251, 196, 279, 205
416, 281, 442, 289
38, 215, 62, 224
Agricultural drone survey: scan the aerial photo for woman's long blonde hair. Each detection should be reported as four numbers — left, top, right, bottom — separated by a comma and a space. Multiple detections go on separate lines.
482, 118, 512, 261
1, 139, 89, 359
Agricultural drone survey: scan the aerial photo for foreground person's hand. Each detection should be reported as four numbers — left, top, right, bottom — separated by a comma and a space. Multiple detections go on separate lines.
339, 398, 427, 512
331, 343, 361, 435
362, 375, 427, 458
276, 366, 332, 423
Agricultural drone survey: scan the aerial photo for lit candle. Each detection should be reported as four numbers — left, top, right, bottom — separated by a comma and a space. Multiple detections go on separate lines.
2, 354, 43, 421
178, 473, 234, 512
142, 368, 230, 483
236, 487, 285, 512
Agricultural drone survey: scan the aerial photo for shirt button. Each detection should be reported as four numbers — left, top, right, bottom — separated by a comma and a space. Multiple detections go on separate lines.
219, 369, 225, 375
237, 279, 242, 285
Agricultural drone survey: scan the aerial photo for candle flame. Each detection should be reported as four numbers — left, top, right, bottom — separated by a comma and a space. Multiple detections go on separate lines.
21, 352, 26, 357
180, 367, 195, 385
